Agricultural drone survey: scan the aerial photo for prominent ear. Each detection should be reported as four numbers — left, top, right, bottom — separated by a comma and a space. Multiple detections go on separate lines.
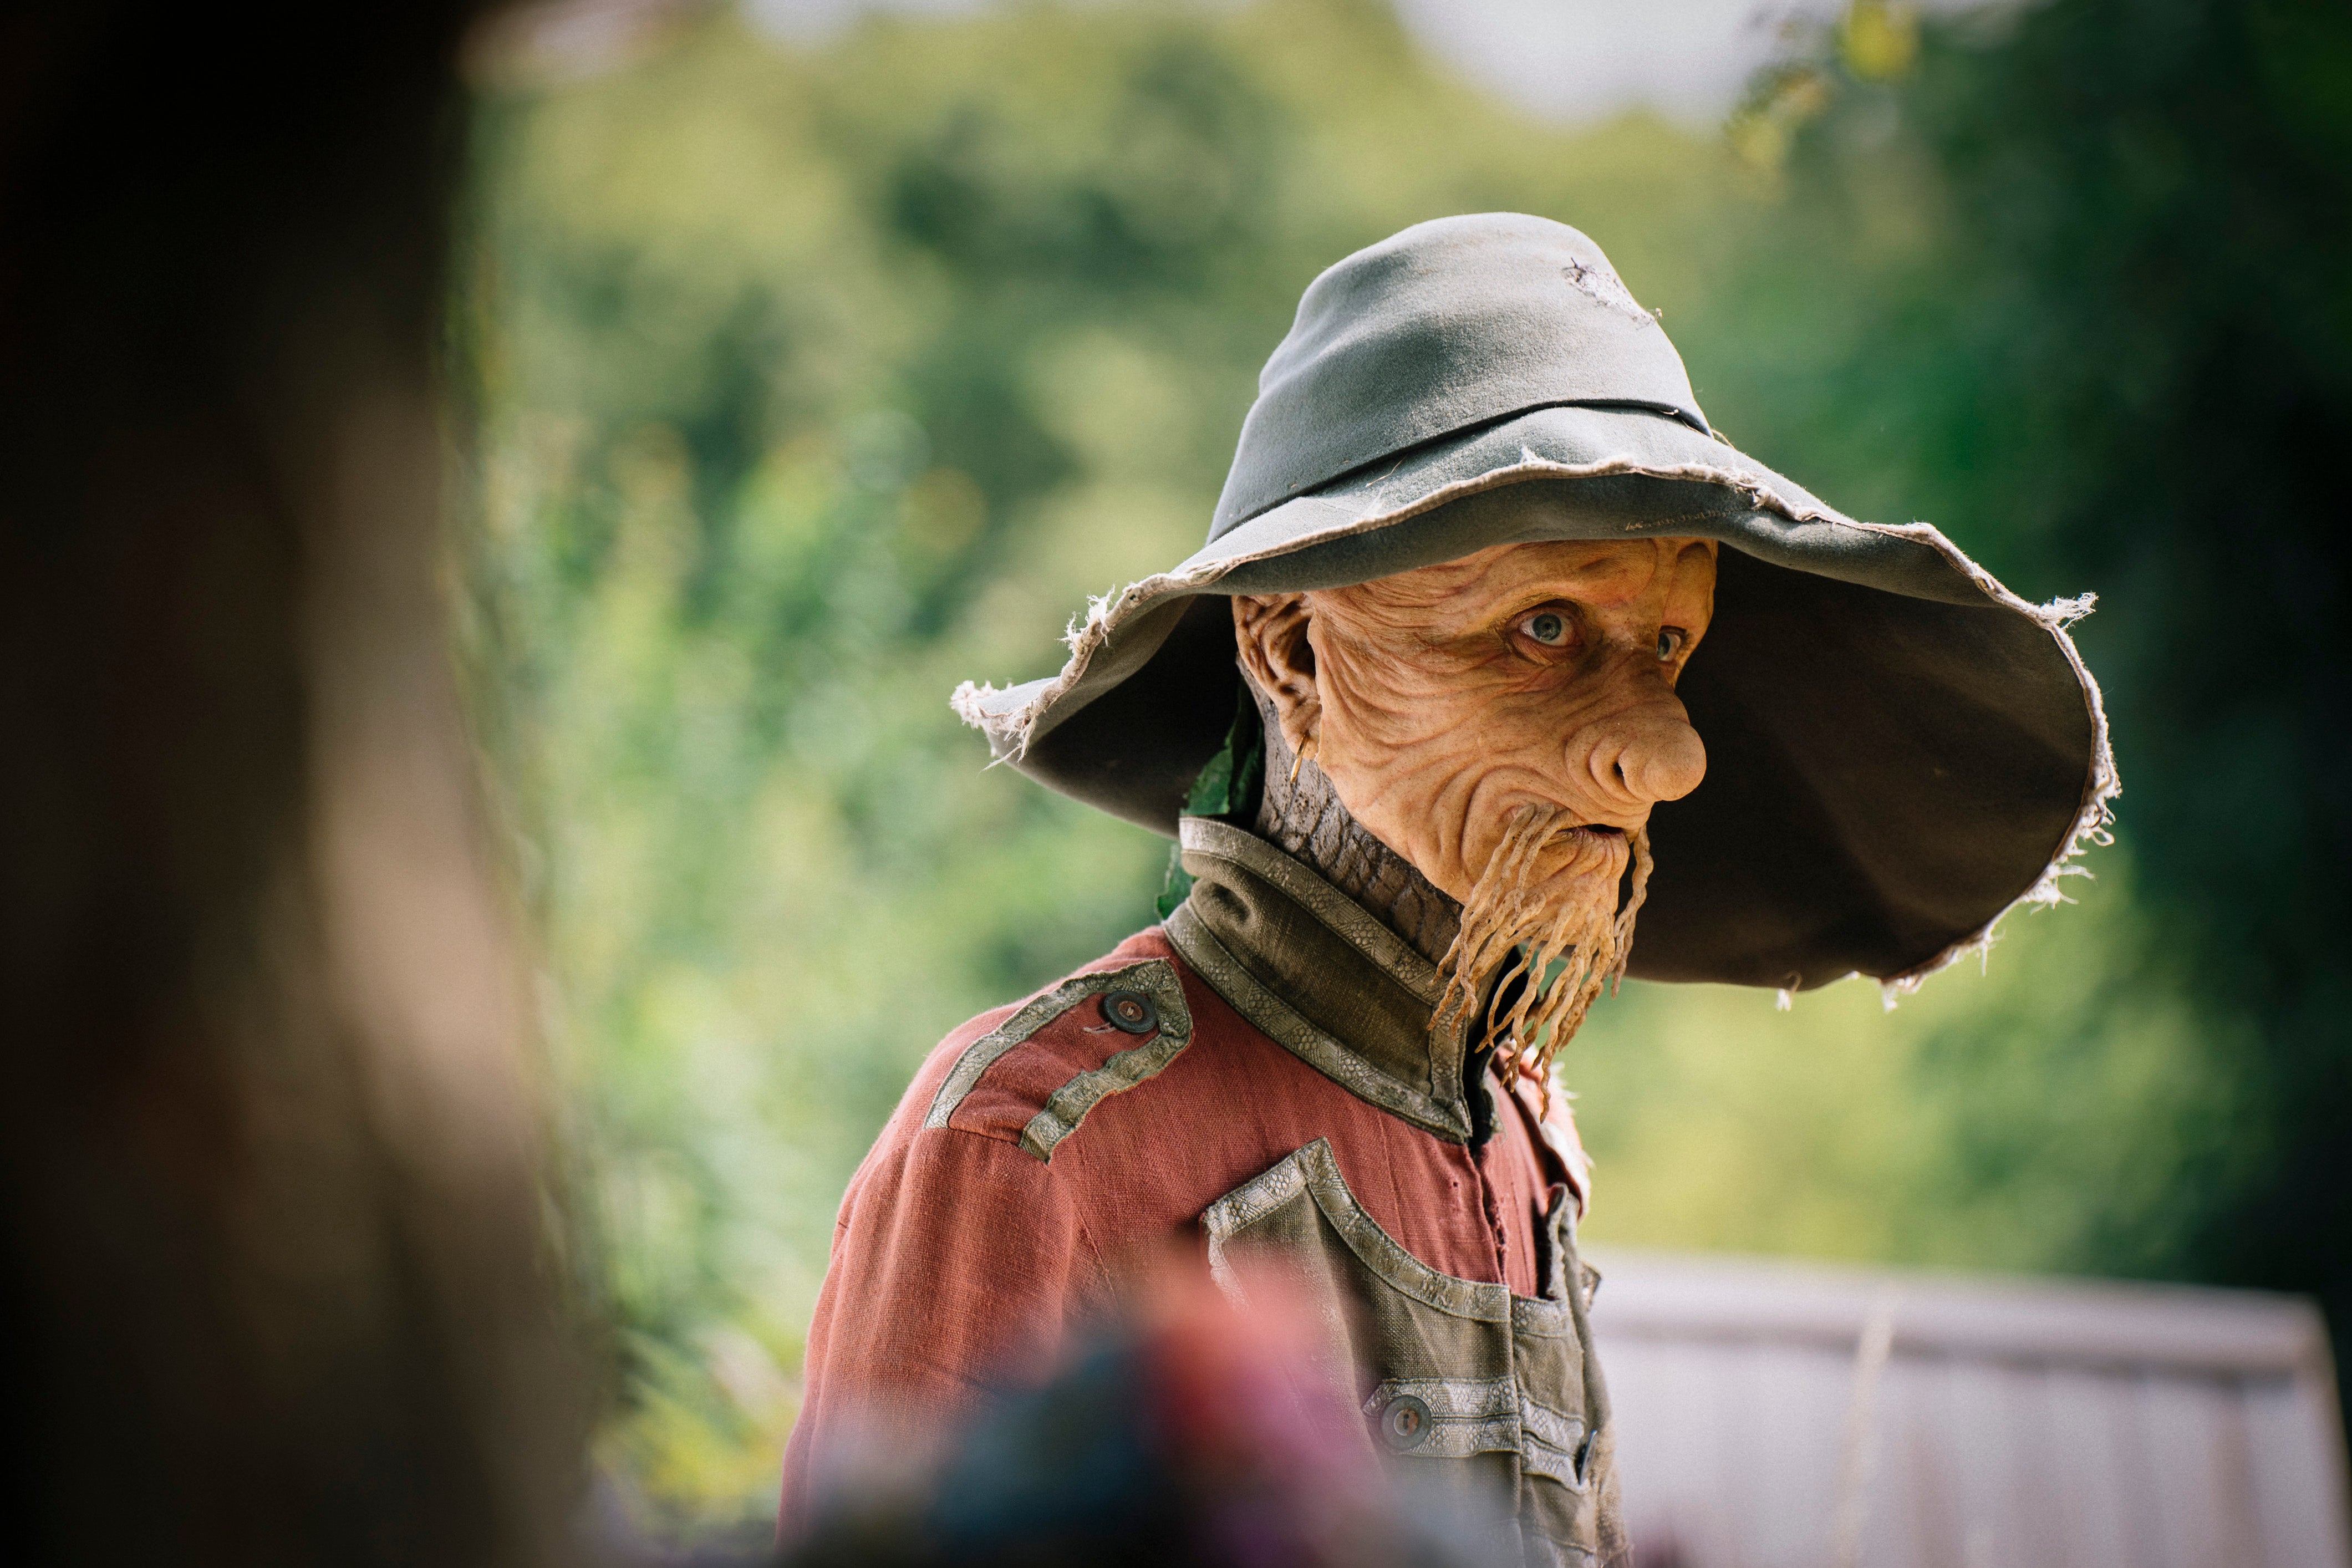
1231, 593, 1321, 754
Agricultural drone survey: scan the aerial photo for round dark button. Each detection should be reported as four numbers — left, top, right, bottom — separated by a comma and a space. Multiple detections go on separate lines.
1379, 1393, 1433, 1451
1099, 990, 1158, 1035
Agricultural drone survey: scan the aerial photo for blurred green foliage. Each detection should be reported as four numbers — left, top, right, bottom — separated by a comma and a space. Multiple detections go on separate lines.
1758, 0, 2352, 1428
461, 0, 2348, 1534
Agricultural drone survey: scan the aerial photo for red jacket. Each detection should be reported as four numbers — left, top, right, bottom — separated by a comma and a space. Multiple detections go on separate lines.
781, 820, 1622, 1565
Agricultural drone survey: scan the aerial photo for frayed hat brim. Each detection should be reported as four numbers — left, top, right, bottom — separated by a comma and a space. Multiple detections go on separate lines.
955, 403, 2115, 992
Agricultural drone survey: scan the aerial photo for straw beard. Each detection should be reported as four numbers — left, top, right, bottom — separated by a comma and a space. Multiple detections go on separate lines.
1434, 803, 1654, 1112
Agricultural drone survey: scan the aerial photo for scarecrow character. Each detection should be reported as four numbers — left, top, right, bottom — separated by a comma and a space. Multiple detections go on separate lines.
780, 215, 2114, 1566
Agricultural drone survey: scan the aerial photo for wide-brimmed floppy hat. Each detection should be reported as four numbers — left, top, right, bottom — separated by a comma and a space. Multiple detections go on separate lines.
954, 213, 2115, 994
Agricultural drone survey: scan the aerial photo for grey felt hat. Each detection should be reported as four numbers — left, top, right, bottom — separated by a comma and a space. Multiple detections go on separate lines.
955, 214, 2116, 994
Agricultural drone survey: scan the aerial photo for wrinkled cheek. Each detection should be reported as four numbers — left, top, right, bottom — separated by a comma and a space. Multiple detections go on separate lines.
1319, 740, 1486, 892
1316, 637, 1477, 740
1326, 685, 1460, 755
1321, 690, 1472, 803
1339, 750, 1465, 854
1402, 770, 1520, 892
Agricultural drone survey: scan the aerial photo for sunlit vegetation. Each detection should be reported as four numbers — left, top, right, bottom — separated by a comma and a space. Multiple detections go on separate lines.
462, 0, 2345, 1534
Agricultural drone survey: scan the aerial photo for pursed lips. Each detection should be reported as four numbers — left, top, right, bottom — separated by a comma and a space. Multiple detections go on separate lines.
1544, 821, 1635, 861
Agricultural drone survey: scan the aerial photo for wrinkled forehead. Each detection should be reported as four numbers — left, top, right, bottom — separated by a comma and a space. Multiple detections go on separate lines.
1312, 537, 1710, 622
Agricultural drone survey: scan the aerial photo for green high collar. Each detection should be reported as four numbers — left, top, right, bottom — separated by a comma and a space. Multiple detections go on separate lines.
1164, 817, 1484, 1143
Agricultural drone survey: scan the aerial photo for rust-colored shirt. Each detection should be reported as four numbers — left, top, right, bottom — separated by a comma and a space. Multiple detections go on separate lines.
782, 820, 1621, 1564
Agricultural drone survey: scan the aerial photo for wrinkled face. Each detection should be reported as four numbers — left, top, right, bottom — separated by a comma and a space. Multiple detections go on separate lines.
1233, 536, 1718, 904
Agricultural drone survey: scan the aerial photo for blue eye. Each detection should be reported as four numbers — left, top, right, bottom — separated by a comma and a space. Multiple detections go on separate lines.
1657, 627, 1687, 660
1521, 611, 1569, 645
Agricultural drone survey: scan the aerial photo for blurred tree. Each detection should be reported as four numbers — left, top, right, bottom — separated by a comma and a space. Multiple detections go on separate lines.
0, 3, 582, 1563
1751, 0, 2352, 1392
465, 0, 2349, 1530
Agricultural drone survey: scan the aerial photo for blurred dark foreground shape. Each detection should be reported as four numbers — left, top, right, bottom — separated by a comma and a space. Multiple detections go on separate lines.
0, 11, 1493, 1565
783, 1269, 1502, 1568
0, 3, 584, 1564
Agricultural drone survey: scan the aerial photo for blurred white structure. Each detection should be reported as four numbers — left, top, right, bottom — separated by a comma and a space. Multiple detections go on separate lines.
745, 0, 2003, 125
1388, 0, 1842, 125
1589, 1252, 2352, 1568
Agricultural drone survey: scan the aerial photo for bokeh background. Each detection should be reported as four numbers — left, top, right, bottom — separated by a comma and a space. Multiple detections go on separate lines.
455, 0, 2351, 1539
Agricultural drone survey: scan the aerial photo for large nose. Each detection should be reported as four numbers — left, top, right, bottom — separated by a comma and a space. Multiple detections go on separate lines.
1572, 693, 1707, 813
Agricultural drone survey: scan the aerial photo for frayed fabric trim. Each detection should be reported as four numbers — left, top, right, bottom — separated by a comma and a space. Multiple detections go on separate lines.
1872, 587, 2119, 1007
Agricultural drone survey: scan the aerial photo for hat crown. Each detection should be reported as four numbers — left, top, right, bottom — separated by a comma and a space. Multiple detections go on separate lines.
1210, 214, 1708, 539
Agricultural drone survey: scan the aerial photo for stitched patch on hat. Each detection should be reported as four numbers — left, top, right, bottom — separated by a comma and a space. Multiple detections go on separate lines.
1560, 257, 1655, 328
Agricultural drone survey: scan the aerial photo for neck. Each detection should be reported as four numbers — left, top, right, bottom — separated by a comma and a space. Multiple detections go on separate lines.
1250, 694, 1462, 966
